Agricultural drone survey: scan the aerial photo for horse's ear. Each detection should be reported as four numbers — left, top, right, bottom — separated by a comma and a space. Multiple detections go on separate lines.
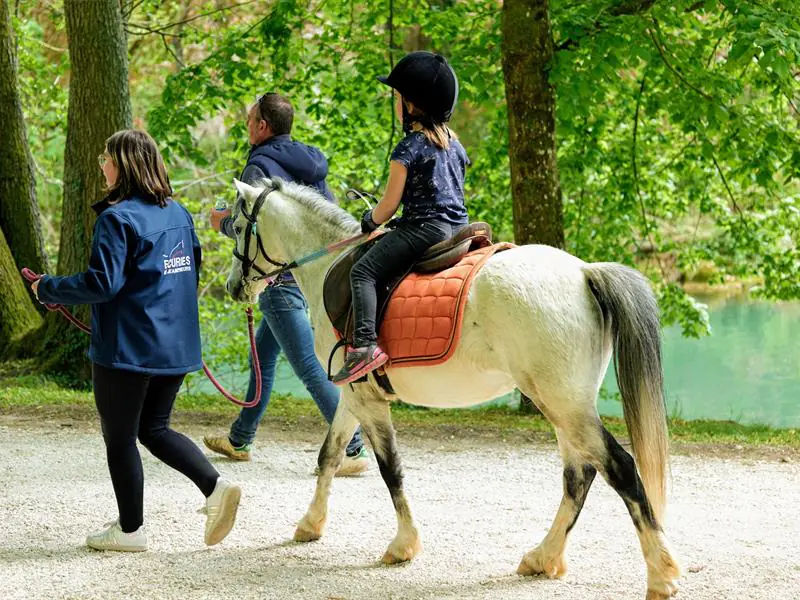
234, 178, 258, 203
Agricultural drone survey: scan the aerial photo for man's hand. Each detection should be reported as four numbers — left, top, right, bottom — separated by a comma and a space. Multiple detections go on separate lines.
210, 207, 231, 233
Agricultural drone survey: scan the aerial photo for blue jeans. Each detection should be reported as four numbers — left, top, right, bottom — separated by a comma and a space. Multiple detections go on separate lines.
229, 284, 362, 454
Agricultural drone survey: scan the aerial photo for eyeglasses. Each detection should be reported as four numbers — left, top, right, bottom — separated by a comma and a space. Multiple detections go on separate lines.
97, 153, 109, 167
255, 92, 280, 122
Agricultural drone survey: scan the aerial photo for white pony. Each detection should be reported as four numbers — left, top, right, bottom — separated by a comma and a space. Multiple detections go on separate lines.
226, 178, 680, 599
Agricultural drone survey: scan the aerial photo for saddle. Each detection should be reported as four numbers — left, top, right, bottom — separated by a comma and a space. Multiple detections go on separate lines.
323, 222, 514, 378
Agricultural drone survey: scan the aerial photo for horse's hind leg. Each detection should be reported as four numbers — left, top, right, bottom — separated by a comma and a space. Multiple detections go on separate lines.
568, 419, 680, 598
348, 390, 420, 564
595, 427, 680, 599
294, 395, 360, 542
518, 431, 597, 579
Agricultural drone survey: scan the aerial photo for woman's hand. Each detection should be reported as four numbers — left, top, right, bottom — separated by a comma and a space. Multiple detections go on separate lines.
30, 278, 41, 300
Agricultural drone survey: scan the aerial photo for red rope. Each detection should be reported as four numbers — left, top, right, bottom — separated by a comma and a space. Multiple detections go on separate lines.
21, 267, 261, 408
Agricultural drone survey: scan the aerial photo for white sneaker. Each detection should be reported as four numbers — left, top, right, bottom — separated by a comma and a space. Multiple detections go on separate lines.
201, 478, 241, 546
86, 520, 147, 552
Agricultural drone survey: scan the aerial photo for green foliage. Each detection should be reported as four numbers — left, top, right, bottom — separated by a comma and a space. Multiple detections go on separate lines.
551, 0, 800, 315
658, 283, 711, 338
11, 0, 800, 377
13, 5, 69, 260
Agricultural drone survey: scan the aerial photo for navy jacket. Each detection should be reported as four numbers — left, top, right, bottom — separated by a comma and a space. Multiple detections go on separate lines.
37, 197, 203, 375
221, 134, 334, 284
246, 134, 333, 201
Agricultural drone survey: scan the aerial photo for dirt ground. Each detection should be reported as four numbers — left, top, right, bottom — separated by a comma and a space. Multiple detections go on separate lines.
0, 407, 797, 600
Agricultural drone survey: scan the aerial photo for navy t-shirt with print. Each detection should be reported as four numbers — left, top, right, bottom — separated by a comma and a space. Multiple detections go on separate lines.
390, 131, 469, 226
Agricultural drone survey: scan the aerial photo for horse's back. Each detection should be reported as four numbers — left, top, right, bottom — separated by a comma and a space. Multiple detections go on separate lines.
386, 244, 610, 409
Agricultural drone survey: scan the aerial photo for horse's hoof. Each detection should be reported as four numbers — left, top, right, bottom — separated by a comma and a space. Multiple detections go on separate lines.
644, 546, 680, 598
516, 549, 567, 579
645, 590, 677, 600
381, 535, 422, 565
293, 515, 324, 542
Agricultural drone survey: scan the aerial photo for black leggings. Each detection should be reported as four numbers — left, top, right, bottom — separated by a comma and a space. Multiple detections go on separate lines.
351, 219, 458, 346
92, 363, 219, 533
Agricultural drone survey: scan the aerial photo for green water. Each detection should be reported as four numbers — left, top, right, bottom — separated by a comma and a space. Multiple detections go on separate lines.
207, 297, 799, 428
600, 297, 800, 428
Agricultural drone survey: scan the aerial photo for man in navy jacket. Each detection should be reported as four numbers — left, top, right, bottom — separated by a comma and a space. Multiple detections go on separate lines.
204, 93, 367, 475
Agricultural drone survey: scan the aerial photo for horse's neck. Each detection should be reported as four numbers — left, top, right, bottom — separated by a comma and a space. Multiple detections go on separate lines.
259, 200, 346, 326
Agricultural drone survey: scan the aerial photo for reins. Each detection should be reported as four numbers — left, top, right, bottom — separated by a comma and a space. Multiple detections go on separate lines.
230, 184, 371, 286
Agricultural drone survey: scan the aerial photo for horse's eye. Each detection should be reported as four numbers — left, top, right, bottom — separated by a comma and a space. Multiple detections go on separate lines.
233, 226, 242, 235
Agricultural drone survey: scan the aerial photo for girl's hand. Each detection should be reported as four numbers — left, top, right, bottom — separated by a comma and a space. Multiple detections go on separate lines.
31, 278, 40, 300
361, 210, 379, 233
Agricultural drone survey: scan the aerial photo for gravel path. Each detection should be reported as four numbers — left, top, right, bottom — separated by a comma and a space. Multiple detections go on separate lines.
0, 415, 797, 600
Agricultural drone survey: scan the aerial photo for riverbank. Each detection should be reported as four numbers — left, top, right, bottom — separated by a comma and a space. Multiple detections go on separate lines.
1, 371, 796, 458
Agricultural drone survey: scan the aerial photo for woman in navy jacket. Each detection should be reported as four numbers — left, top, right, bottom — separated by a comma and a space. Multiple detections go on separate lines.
32, 130, 240, 552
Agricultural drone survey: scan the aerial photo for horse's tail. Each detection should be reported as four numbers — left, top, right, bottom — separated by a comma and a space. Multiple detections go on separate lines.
583, 262, 669, 524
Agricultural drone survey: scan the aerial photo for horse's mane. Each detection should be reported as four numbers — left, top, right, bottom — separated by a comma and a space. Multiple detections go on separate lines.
254, 177, 360, 236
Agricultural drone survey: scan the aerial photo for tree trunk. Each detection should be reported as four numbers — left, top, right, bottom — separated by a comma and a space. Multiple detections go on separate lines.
48, 0, 131, 381
0, 226, 43, 356
502, 0, 561, 414
501, 0, 564, 249
0, 0, 48, 278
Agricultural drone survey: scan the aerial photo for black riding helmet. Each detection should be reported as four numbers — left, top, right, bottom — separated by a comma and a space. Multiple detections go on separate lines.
378, 51, 458, 124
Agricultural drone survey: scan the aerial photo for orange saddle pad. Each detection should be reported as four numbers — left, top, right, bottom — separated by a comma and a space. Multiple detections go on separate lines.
378, 242, 514, 368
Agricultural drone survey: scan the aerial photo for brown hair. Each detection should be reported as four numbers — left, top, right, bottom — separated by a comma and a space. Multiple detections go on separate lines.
257, 92, 294, 136
105, 129, 172, 207
404, 98, 456, 150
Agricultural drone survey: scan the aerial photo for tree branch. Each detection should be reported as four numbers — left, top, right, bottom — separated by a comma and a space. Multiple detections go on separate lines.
632, 72, 667, 275
648, 19, 713, 101
29, 36, 67, 52
121, 0, 146, 20
172, 168, 239, 193
125, 23, 181, 38
126, 0, 258, 36
381, 0, 396, 189
556, 0, 657, 52
655, 134, 697, 175
709, 153, 743, 218
784, 92, 799, 116
159, 31, 183, 66
198, 263, 230, 300
706, 32, 725, 67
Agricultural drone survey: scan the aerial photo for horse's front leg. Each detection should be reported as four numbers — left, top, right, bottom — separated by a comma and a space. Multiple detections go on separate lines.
294, 396, 359, 542
362, 398, 422, 565
352, 389, 421, 564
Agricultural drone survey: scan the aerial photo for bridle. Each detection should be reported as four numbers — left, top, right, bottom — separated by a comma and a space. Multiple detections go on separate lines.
231, 185, 373, 289
232, 184, 291, 285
